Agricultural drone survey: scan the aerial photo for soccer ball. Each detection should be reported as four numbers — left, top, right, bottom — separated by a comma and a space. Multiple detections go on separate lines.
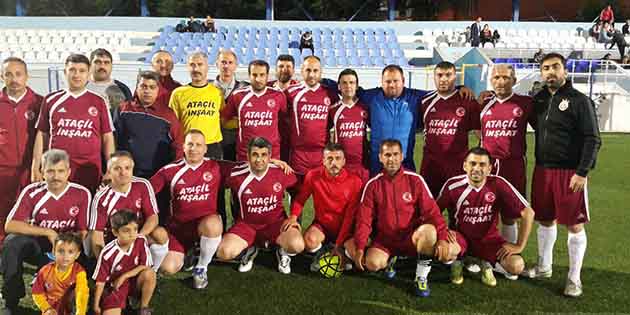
318, 252, 343, 278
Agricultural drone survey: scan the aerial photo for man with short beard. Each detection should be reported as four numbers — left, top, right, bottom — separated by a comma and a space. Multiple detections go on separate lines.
268, 54, 298, 90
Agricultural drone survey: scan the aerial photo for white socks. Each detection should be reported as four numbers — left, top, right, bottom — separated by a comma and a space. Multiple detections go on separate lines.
309, 243, 322, 254
415, 259, 432, 279
196, 235, 222, 270
150, 241, 169, 272
567, 230, 587, 285
537, 224, 557, 270
501, 223, 518, 244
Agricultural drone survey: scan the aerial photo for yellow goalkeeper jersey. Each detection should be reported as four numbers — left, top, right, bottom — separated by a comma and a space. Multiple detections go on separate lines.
169, 83, 224, 144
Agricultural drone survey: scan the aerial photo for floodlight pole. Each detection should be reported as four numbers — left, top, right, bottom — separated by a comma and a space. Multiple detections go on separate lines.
388, 0, 396, 21
266, 0, 274, 20
16, 0, 25, 16
512, 0, 520, 21
140, 0, 149, 16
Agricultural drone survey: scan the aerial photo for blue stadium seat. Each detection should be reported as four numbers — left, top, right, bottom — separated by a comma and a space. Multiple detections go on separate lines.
301, 49, 313, 59
337, 56, 348, 66
360, 56, 371, 67
288, 41, 299, 49
325, 56, 337, 67
357, 48, 369, 57
398, 57, 408, 66
349, 56, 361, 67
372, 56, 385, 67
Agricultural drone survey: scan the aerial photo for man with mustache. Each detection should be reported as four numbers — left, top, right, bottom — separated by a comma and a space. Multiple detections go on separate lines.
524, 53, 601, 298
86, 48, 132, 119
268, 55, 298, 90
31, 54, 116, 193
0, 57, 43, 245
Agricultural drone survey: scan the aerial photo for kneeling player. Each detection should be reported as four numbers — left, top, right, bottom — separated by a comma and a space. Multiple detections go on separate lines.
216, 137, 304, 274
93, 210, 156, 315
289, 143, 363, 270
437, 147, 534, 286
347, 139, 456, 297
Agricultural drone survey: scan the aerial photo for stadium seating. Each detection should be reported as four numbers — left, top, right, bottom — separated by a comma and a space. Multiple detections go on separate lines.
148, 26, 408, 68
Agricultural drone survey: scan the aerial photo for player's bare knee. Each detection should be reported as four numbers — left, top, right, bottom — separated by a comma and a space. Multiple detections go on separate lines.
160, 262, 180, 276
568, 224, 584, 234
365, 258, 386, 272
415, 224, 437, 245
286, 236, 305, 254
150, 227, 169, 244
303, 233, 321, 252
504, 256, 524, 275
139, 268, 156, 284
199, 216, 222, 237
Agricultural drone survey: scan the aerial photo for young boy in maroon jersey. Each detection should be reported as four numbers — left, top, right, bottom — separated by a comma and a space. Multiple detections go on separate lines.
93, 210, 156, 315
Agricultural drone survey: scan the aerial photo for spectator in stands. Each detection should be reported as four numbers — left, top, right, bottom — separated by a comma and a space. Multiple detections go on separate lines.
623, 19, 630, 35
470, 17, 482, 47
622, 55, 630, 64
87, 48, 132, 120
597, 22, 614, 44
529, 81, 543, 97
436, 32, 451, 46
608, 29, 627, 59
480, 24, 495, 47
203, 15, 216, 33
300, 31, 314, 54
465, 26, 472, 44
151, 50, 181, 107
492, 29, 500, 43
589, 21, 602, 39
187, 16, 203, 33
599, 5, 614, 24
534, 49, 545, 64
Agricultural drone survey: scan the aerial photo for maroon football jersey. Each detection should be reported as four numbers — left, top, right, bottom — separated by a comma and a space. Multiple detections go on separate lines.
93, 235, 152, 283
7, 181, 91, 232
329, 100, 369, 167
150, 158, 221, 223
437, 175, 528, 240
421, 91, 481, 156
222, 86, 287, 161
480, 93, 534, 160
227, 163, 297, 225
89, 177, 159, 232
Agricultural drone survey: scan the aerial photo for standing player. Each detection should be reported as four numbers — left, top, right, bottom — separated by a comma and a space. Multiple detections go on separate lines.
348, 139, 455, 297
437, 147, 535, 286
31, 54, 116, 193
86, 48, 132, 118
285, 56, 338, 181
480, 64, 535, 245
150, 130, 223, 289
0, 57, 43, 244
420, 61, 481, 197
1, 149, 91, 314
89, 151, 170, 272
151, 50, 181, 107
289, 143, 362, 270
329, 68, 370, 183
221, 60, 287, 162
268, 55, 298, 90
216, 137, 304, 274
525, 53, 601, 297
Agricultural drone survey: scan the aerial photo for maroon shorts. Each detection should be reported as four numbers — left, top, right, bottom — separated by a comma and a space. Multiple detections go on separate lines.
420, 154, 466, 197
492, 157, 527, 195
167, 217, 206, 253
0, 166, 28, 239
101, 278, 137, 311
70, 160, 102, 194
289, 149, 322, 176
454, 231, 506, 264
228, 219, 286, 247
531, 166, 589, 225
371, 232, 417, 257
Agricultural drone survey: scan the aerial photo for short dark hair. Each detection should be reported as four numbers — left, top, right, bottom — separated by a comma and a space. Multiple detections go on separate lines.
136, 70, 161, 85
248, 59, 270, 74
303, 55, 321, 63
276, 54, 295, 66
110, 210, 139, 231
65, 54, 90, 67
90, 48, 113, 62
108, 150, 134, 170
540, 52, 566, 67
324, 142, 345, 153
382, 64, 404, 77
338, 68, 359, 85
465, 146, 492, 162
380, 138, 403, 152
1, 57, 28, 73
435, 61, 456, 72
247, 137, 272, 156
54, 232, 82, 250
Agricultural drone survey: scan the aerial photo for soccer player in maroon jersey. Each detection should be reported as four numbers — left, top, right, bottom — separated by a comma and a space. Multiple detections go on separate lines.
0, 57, 43, 244
221, 59, 287, 162
216, 137, 304, 274
437, 147, 535, 286
348, 139, 455, 297
268, 54, 298, 90
480, 64, 536, 245
329, 68, 370, 183
289, 143, 362, 271
89, 151, 170, 271
151, 50, 181, 108
1, 149, 91, 314
420, 61, 481, 197
93, 210, 156, 315
285, 56, 338, 180
31, 54, 116, 193
150, 130, 223, 289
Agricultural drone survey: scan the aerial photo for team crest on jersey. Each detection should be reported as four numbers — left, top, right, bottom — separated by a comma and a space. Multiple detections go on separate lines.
135, 198, 142, 208
513, 107, 523, 117
558, 99, 569, 111
267, 99, 276, 108
402, 192, 413, 202
24, 110, 36, 120
203, 172, 213, 182
456, 107, 466, 117
273, 182, 282, 192
69, 206, 80, 217
88, 106, 98, 117
360, 111, 367, 118
324, 97, 331, 106
484, 192, 496, 203
116, 265, 123, 271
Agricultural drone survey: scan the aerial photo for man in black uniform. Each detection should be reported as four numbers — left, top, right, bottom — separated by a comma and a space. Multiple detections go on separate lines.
524, 52, 601, 298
